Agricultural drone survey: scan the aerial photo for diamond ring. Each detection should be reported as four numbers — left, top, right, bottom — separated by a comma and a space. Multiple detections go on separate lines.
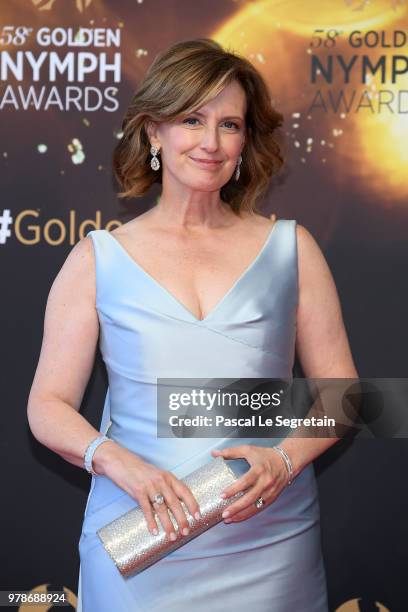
152, 493, 165, 505
254, 497, 264, 509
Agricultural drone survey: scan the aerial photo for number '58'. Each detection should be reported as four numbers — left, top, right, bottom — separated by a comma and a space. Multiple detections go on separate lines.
0, 26, 30, 46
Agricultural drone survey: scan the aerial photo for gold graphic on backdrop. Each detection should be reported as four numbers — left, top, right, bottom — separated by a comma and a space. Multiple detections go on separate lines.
19, 584, 77, 611
216, 0, 406, 39
336, 598, 390, 611
345, 0, 405, 11
31, 0, 93, 12
213, 0, 408, 202
347, 71, 408, 203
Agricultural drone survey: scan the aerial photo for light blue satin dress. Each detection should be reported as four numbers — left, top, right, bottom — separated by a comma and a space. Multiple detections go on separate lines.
77, 219, 328, 611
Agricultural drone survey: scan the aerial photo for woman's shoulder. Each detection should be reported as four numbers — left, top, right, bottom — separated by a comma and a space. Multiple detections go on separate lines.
247, 213, 323, 264
293, 222, 333, 292
46, 233, 97, 318
294, 222, 323, 259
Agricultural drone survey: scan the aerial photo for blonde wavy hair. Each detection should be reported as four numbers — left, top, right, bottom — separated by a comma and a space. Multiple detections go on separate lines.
113, 38, 284, 215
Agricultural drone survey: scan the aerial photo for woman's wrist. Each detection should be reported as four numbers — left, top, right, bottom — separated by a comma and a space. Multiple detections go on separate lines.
277, 437, 340, 480
92, 439, 146, 477
92, 439, 122, 476
271, 445, 294, 485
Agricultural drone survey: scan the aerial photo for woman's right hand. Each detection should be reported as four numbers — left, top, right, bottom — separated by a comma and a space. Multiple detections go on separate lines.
93, 440, 202, 539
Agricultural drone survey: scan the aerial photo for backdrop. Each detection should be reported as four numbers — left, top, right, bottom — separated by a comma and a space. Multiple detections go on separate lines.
1, 1, 407, 610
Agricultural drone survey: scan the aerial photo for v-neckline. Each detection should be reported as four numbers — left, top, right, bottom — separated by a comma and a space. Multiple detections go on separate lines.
101, 220, 279, 324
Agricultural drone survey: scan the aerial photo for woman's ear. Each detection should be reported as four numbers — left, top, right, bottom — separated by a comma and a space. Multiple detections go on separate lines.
145, 120, 159, 148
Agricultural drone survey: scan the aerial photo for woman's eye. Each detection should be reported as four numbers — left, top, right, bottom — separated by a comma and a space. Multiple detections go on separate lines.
182, 117, 240, 129
223, 121, 239, 129
183, 117, 199, 126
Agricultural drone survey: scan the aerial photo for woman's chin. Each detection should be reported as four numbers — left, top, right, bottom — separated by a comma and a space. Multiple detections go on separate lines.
180, 178, 226, 192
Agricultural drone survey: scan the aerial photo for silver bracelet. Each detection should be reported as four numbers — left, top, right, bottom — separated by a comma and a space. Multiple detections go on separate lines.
84, 435, 110, 476
272, 445, 294, 485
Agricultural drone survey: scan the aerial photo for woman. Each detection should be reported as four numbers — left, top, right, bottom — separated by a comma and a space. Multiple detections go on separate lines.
27, 38, 358, 611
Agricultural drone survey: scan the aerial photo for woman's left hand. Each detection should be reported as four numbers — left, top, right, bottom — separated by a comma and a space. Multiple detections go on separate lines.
211, 444, 290, 523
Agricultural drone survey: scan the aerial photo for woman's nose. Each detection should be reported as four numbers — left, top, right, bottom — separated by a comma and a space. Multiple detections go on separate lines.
200, 127, 219, 151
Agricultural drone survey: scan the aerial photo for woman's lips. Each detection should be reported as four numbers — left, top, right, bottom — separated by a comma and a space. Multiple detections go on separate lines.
189, 157, 223, 169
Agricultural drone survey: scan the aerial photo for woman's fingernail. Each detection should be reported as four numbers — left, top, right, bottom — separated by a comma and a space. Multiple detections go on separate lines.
170, 532, 177, 541
224, 518, 232, 524
222, 510, 229, 518
182, 527, 190, 536
195, 512, 201, 520
152, 528, 158, 535
220, 492, 227, 499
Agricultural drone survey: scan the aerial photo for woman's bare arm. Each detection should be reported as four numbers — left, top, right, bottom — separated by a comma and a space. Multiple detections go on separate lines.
295, 224, 357, 380
27, 236, 202, 533
27, 236, 119, 474
279, 224, 359, 476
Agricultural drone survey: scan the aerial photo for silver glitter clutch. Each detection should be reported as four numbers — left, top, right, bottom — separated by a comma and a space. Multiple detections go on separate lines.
96, 456, 245, 578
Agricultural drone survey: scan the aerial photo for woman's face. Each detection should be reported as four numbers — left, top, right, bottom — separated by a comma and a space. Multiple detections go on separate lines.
148, 80, 247, 193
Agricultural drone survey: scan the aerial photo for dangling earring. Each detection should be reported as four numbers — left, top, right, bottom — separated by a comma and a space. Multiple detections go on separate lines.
150, 145, 160, 171
235, 154, 242, 181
